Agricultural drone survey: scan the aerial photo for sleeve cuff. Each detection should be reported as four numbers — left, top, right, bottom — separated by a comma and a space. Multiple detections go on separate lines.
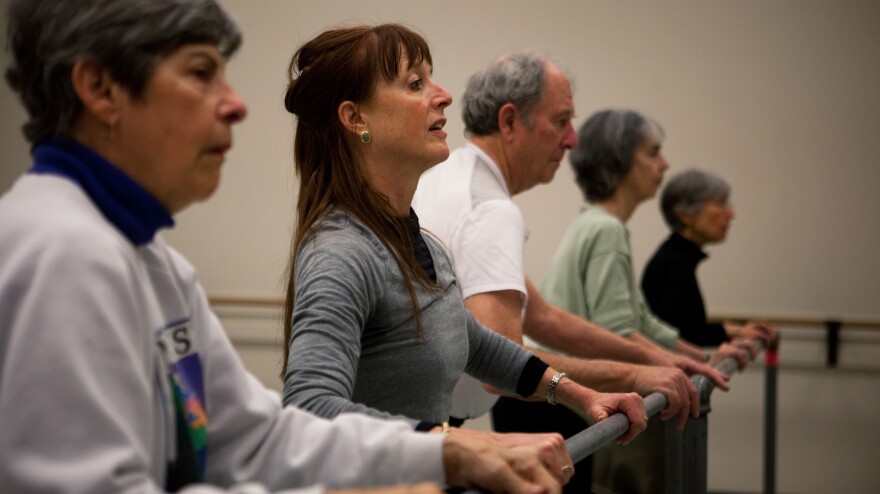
415, 421, 439, 432
516, 355, 550, 397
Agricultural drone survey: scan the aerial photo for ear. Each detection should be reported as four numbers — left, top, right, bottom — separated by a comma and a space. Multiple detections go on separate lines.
676, 209, 695, 229
70, 59, 122, 127
497, 102, 519, 141
337, 100, 366, 137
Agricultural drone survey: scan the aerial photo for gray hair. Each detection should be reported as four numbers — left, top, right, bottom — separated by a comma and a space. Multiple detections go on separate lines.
462, 51, 561, 135
569, 109, 664, 202
660, 169, 731, 232
5, 0, 241, 146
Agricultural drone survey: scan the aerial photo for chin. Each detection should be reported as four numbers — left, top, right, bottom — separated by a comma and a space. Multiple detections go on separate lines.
199, 177, 222, 202
433, 149, 450, 164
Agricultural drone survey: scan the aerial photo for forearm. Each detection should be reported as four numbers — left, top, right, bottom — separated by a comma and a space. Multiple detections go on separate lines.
464, 313, 540, 396
624, 332, 693, 366
526, 346, 638, 393
523, 294, 655, 364
673, 338, 706, 362
528, 367, 647, 445
531, 367, 598, 409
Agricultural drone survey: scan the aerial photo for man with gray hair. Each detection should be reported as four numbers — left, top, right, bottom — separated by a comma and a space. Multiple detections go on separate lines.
413, 52, 728, 492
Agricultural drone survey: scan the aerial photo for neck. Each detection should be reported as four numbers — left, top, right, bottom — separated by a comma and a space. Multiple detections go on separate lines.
679, 228, 707, 247
469, 135, 517, 194
70, 119, 116, 168
361, 156, 419, 217
597, 188, 640, 223
71, 118, 176, 212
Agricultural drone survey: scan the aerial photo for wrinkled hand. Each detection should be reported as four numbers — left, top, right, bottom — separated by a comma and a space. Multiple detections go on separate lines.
443, 427, 572, 485
749, 321, 779, 345
731, 337, 759, 361
442, 432, 561, 494
631, 365, 698, 430
329, 483, 444, 494
478, 431, 573, 485
579, 389, 646, 445
729, 321, 778, 347
667, 354, 731, 391
710, 342, 750, 371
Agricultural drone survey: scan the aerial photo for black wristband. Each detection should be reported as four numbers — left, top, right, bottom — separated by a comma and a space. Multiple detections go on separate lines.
415, 421, 439, 432
516, 355, 550, 397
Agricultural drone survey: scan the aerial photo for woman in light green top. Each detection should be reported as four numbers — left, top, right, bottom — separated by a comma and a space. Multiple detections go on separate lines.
540, 109, 747, 368
540, 109, 749, 494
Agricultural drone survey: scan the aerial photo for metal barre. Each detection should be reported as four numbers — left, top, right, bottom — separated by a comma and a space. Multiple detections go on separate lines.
568, 343, 755, 463
207, 296, 880, 330
456, 345, 764, 494
207, 297, 778, 492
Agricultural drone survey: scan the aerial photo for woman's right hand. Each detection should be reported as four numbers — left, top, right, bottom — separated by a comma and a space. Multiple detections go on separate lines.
329, 483, 444, 494
434, 426, 571, 487
442, 432, 562, 494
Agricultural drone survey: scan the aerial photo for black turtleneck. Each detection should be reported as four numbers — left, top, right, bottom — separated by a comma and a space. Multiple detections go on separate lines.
641, 233, 729, 346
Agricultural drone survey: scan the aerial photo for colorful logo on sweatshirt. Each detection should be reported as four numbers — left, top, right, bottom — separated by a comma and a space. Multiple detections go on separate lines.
157, 320, 207, 487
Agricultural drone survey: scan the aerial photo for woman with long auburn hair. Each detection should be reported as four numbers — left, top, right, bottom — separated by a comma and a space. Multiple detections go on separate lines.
279, 24, 648, 484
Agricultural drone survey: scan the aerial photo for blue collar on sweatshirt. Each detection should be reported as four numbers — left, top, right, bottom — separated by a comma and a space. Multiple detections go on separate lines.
29, 138, 174, 245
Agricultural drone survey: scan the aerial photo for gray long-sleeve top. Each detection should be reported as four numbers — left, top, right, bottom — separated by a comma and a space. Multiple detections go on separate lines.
282, 210, 542, 426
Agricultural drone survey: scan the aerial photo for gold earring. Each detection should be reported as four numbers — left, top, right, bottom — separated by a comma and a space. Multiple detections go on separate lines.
360, 130, 371, 144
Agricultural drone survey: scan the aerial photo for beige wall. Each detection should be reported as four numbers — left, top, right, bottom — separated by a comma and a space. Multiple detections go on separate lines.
3, 0, 878, 320
2, 1, 879, 493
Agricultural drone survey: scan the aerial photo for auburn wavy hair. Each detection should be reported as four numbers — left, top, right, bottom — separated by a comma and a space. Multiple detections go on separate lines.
280, 24, 436, 378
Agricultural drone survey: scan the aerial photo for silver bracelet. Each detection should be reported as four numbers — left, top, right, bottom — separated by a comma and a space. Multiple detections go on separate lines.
546, 371, 566, 405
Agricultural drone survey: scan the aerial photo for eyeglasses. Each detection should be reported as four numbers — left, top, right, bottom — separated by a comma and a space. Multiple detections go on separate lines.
705, 198, 733, 210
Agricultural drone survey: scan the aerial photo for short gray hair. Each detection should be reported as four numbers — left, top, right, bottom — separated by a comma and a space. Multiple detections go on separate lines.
5, 0, 241, 146
660, 169, 731, 232
569, 109, 664, 202
462, 51, 557, 136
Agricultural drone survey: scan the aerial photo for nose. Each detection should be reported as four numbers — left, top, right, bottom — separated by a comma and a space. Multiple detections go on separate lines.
434, 82, 453, 109
561, 121, 578, 149
220, 79, 248, 124
658, 151, 670, 170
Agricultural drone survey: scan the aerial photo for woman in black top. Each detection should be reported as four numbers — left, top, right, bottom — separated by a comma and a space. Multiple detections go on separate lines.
642, 169, 776, 347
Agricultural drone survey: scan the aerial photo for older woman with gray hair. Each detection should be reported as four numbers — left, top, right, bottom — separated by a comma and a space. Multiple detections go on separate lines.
540, 110, 746, 367
540, 110, 753, 493
641, 169, 777, 347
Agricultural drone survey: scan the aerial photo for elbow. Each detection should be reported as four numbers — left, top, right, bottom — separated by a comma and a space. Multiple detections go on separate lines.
282, 384, 340, 418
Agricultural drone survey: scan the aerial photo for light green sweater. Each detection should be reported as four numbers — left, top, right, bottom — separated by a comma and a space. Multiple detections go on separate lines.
540, 206, 679, 350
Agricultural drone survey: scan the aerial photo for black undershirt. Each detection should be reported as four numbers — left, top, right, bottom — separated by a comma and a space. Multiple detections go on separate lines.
403, 209, 548, 428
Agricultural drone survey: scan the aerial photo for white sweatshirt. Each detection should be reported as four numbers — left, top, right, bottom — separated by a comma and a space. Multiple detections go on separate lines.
0, 173, 444, 493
